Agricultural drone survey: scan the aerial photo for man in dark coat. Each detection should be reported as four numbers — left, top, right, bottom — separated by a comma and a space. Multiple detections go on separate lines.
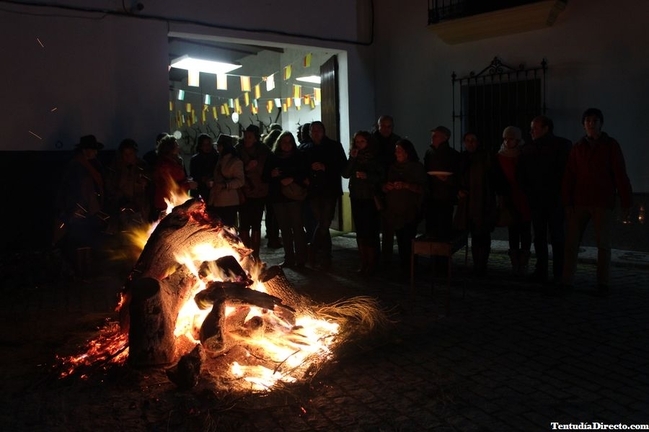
518, 115, 572, 284
189, 133, 218, 203
301, 121, 347, 269
423, 125, 460, 240
372, 115, 401, 264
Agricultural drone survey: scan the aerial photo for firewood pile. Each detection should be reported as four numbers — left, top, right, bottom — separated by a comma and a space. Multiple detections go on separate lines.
111, 198, 389, 392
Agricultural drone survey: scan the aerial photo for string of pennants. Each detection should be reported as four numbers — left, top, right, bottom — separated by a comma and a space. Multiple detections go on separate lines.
172, 53, 321, 128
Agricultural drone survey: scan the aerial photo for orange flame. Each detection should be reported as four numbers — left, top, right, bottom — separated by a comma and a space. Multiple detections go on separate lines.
58, 197, 344, 392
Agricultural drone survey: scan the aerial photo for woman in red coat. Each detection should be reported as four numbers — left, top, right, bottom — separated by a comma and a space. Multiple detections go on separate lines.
153, 134, 196, 219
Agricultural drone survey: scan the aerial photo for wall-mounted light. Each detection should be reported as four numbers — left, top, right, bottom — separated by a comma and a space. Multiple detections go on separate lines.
171, 55, 242, 75
295, 75, 321, 84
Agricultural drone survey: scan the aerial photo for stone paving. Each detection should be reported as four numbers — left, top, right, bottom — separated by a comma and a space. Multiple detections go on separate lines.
1, 232, 648, 431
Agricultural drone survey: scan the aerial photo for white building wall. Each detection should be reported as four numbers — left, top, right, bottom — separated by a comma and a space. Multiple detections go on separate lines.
0, 0, 376, 155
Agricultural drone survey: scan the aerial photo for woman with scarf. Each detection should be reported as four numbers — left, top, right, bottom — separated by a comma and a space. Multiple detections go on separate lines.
342, 131, 385, 275
263, 131, 309, 268
497, 126, 532, 275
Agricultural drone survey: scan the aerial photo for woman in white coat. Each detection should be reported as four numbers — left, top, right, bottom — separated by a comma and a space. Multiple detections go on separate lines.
209, 135, 245, 228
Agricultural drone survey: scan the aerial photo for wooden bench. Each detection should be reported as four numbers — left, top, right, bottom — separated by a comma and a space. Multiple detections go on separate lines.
410, 233, 469, 311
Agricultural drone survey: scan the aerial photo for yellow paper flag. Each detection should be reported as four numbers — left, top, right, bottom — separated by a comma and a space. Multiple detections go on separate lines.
283, 65, 292, 80
212, 106, 218, 120
254, 84, 261, 99
293, 84, 301, 99
240, 76, 251, 92
244, 92, 250, 107
282, 102, 287, 113
234, 98, 240, 111
186, 103, 192, 113
314, 88, 321, 102
266, 100, 274, 113
286, 97, 292, 108
303, 53, 312, 68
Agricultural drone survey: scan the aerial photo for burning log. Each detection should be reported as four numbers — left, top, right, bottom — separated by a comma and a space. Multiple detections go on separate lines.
127, 266, 197, 366
260, 265, 315, 316
199, 255, 251, 284
120, 199, 251, 367
195, 280, 296, 354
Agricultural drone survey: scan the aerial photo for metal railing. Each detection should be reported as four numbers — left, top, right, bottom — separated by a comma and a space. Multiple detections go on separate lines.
451, 57, 547, 151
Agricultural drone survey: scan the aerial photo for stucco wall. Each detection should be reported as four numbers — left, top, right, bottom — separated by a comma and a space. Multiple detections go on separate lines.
0, 0, 375, 155
373, 0, 649, 192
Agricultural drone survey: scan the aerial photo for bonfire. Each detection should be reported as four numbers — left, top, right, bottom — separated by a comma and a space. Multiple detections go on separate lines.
56, 195, 388, 393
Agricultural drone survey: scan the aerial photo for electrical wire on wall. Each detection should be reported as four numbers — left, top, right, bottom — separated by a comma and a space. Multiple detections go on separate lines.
0, 0, 375, 46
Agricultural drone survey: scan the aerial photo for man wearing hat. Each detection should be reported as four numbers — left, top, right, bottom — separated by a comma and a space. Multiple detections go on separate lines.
54, 134, 106, 276
423, 126, 460, 239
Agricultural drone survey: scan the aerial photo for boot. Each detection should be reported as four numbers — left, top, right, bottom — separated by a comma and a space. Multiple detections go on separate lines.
519, 250, 531, 276
356, 239, 366, 274
472, 245, 490, 277
508, 249, 520, 275
251, 230, 261, 260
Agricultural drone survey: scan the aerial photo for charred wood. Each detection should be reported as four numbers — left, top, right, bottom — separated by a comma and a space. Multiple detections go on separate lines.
166, 344, 204, 390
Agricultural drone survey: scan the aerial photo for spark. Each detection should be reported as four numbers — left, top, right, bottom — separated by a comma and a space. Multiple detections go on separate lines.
28, 131, 42, 140
51, 107, 58, 112
37, 38, 44, 48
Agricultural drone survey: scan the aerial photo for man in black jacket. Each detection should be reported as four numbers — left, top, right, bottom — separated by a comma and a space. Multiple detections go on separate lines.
372, 115, 401, 264
301, 121, 347, 269
518, 115, 572, 284
423, 126, 460, 240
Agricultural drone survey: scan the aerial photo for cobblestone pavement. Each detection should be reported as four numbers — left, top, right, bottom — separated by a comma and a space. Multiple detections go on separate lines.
1, 232, 648, 431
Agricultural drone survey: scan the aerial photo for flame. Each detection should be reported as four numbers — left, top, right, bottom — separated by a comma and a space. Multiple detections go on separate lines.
170, 235, 341, 389
57, 197, 362, 393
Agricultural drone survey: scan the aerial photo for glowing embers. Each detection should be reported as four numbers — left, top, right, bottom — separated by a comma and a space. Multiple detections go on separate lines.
55, 320, 128, 379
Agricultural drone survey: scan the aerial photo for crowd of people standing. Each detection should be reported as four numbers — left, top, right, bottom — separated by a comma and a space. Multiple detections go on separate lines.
54, 108, 633, 296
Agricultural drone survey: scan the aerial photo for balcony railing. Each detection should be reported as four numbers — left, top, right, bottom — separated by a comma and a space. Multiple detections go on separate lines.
428, 0, 552, 24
